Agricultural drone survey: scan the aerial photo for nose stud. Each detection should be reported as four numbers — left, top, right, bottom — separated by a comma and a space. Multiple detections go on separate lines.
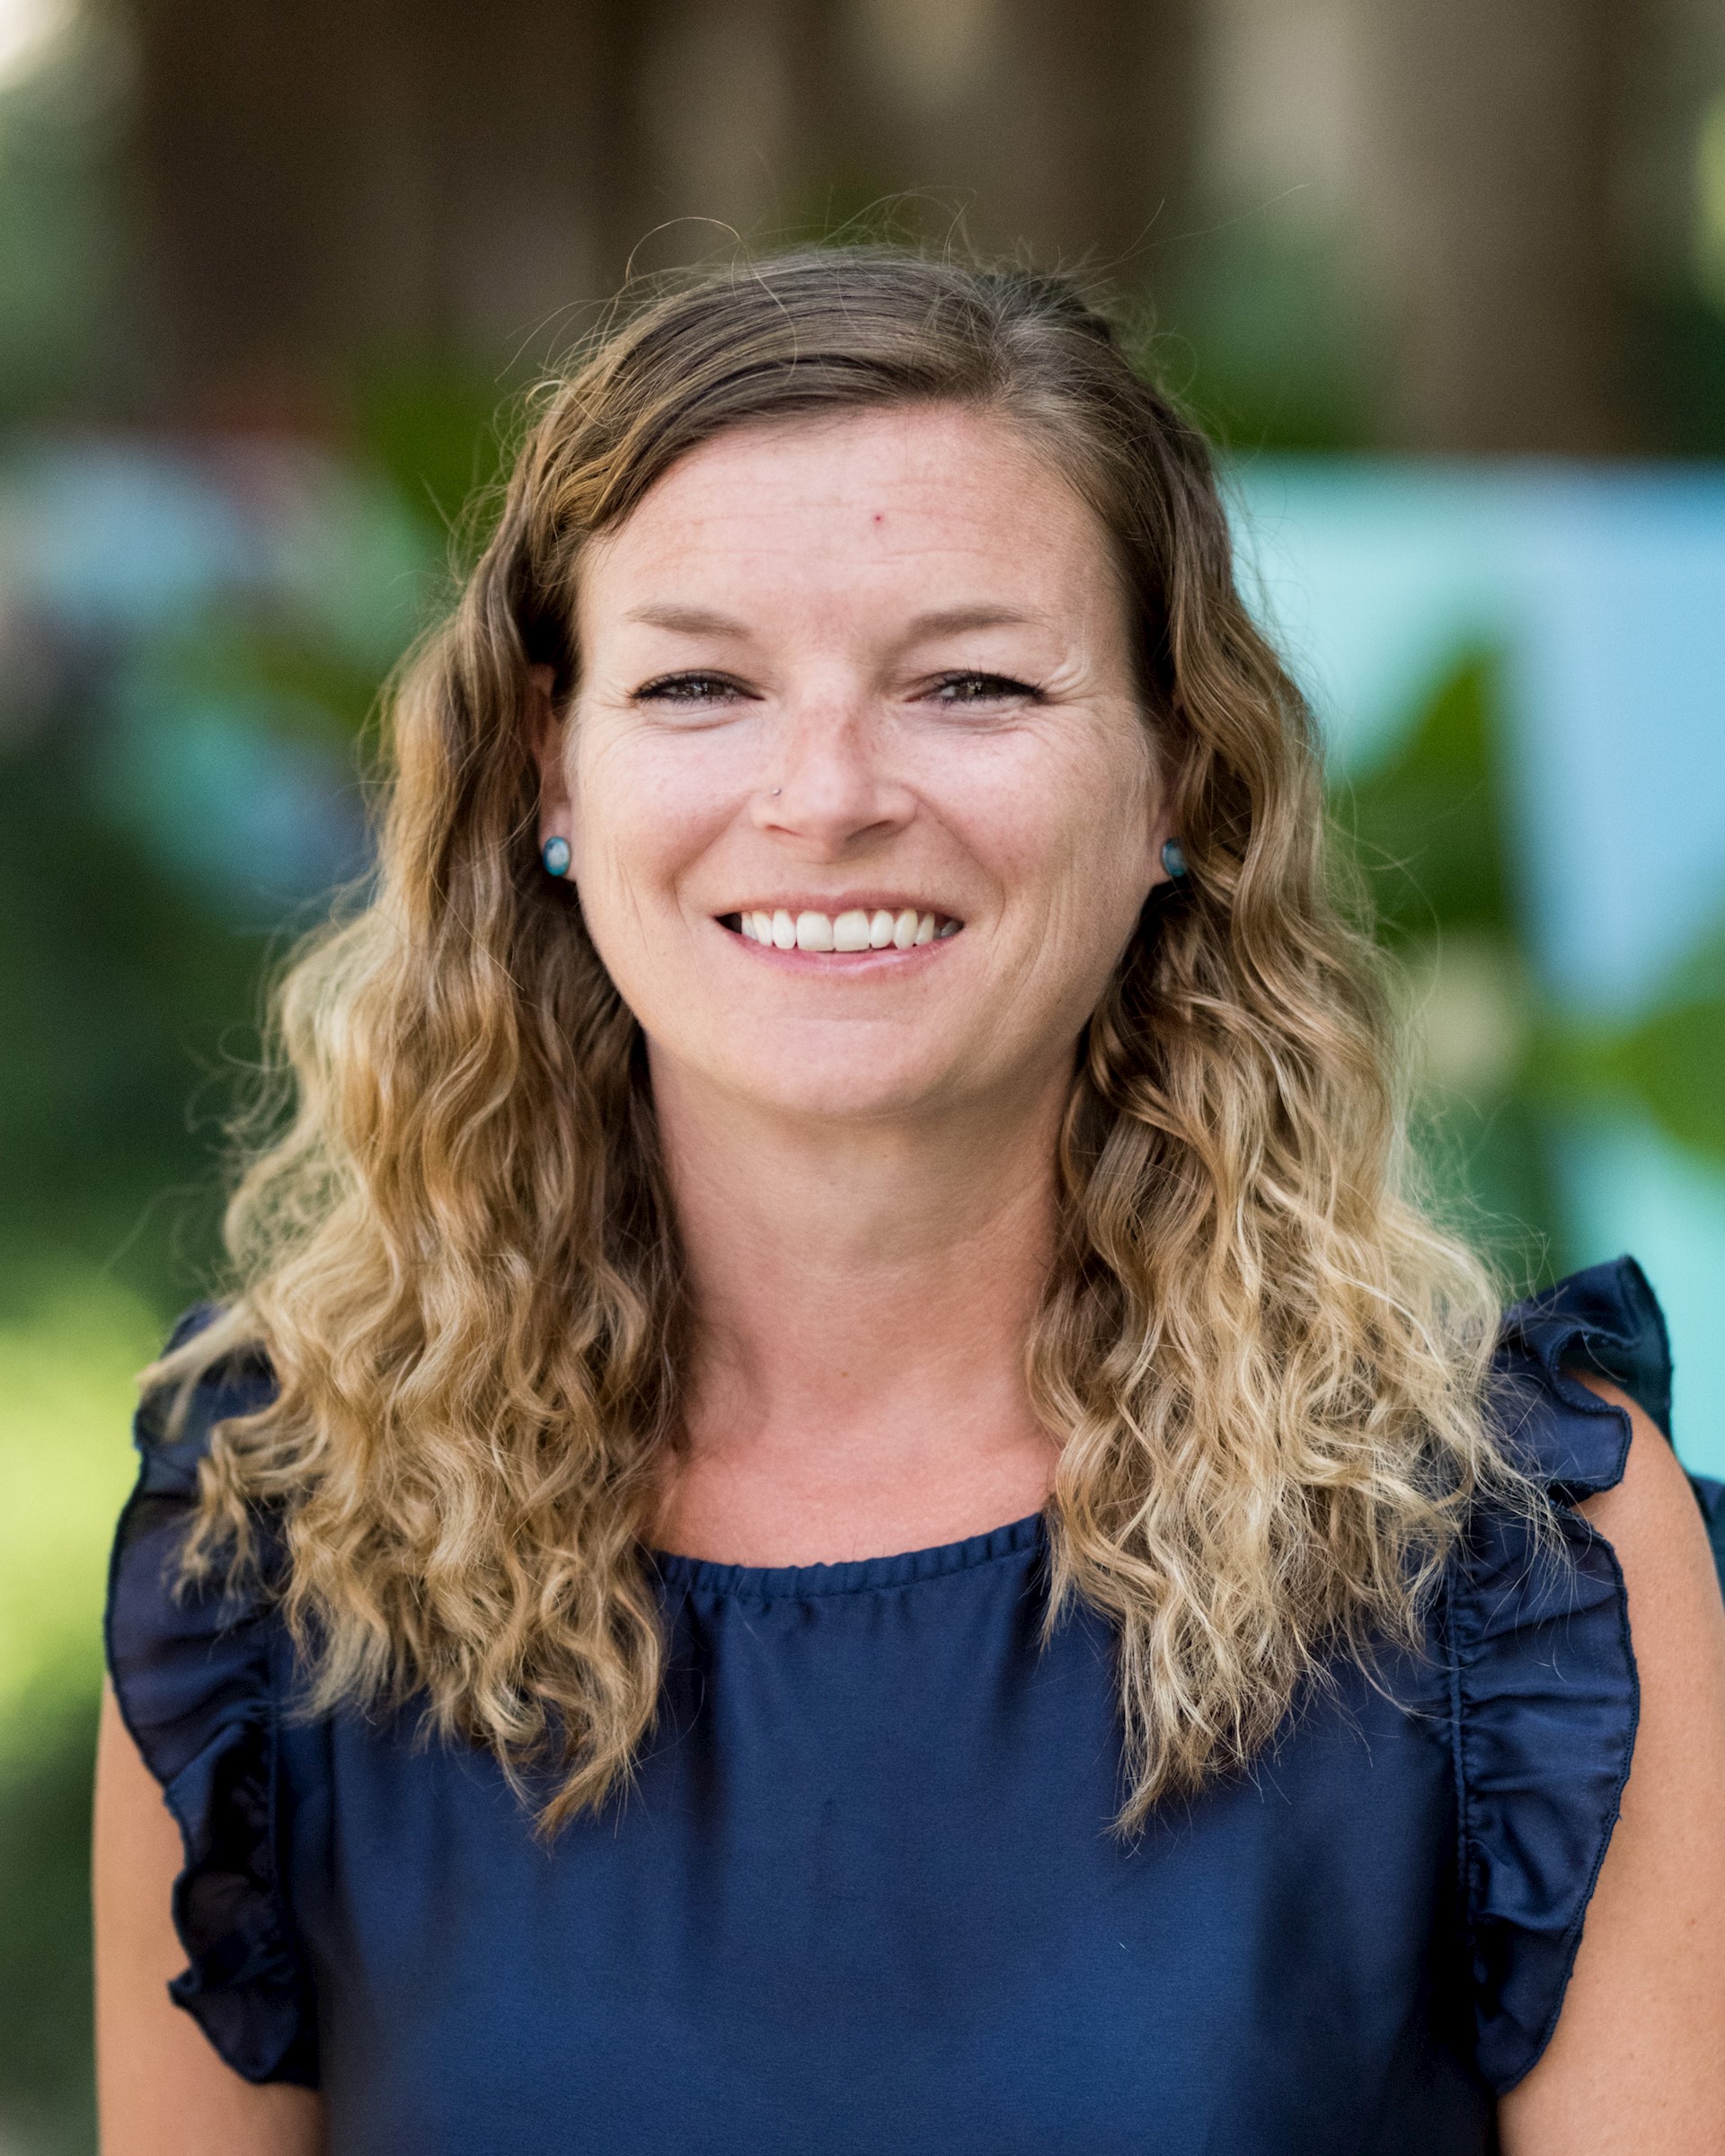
769, 787, 782, 797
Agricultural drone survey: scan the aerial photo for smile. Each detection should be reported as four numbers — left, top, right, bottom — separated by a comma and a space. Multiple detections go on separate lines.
721, 906, 963, 952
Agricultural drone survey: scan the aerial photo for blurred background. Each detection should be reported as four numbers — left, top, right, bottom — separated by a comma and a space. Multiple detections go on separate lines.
2, 0, 1724, 2145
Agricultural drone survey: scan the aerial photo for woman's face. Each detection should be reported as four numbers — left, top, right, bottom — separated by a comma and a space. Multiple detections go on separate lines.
540, 403, 1172, 1130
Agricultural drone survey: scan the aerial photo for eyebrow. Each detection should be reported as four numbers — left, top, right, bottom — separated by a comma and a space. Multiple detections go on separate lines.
620, 602, 1047, 638
622, 604, 749, 635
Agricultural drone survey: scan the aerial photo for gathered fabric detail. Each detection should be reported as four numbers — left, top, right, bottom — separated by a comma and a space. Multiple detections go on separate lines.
104, 1307, 318, 2088
1455, 1255, 1676, 2094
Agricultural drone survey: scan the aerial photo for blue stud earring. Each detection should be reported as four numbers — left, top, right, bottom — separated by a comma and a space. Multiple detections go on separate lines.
1161, 838, 1189, 880
542, 835, 571, 879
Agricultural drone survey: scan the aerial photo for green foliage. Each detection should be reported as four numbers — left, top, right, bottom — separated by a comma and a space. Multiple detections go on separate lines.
351, 359, 514, 553
0, 721, 268, 1312
1152, 214, 1381, 454
1328, 644, 1725, 1289
1337, 651, 1515, 941
0, 1274, 161, 2155
1613, 994, 1725, 1160
0, 23, 124, 428
0, 1692, 101, 2156
1649, 286, 1725, 458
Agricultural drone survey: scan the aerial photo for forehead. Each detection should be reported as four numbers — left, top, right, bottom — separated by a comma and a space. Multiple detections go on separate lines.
580, 404, 1119, 620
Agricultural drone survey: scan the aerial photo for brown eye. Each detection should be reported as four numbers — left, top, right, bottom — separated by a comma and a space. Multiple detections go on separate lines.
931, 672, 1040, 706
634, 673, 747, 706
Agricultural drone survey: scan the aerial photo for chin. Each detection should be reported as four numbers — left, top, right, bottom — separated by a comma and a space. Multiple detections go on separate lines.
715, 1050, 960, 1127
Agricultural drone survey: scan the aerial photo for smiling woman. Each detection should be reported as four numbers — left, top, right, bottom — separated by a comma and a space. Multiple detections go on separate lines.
93, 251, 1725, 2156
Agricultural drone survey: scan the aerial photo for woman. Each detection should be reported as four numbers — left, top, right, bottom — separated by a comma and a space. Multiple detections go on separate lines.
94, 250, 1725, 2154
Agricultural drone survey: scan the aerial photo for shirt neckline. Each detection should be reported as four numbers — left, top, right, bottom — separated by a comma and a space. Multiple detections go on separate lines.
650, 1507, 1047, 1600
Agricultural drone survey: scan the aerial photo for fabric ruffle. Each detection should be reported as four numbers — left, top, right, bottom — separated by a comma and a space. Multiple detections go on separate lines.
1456, 1254, 1675, 2094
104, 1307, 317, 2087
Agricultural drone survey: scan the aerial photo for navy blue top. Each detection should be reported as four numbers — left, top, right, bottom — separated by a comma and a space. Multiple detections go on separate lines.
107, 1257, 1725, 2155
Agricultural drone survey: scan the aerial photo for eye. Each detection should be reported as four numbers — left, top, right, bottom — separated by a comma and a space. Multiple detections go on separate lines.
927, 670, 1043, 708
632, 672, 752, 708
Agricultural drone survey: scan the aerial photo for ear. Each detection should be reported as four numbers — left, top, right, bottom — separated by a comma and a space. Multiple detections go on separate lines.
1144, 747, 1178, 889
528, 664, 575, 856
1146, 804, 1178, 888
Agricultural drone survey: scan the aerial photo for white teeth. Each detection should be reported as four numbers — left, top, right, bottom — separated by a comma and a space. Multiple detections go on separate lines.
736, 906, 962, 950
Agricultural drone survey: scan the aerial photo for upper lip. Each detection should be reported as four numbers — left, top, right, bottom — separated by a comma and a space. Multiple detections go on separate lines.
717, 896, 962, 917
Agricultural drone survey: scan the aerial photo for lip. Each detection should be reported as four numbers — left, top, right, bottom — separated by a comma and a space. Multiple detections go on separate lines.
715, 895, 961, 919
717, 927, 960, 970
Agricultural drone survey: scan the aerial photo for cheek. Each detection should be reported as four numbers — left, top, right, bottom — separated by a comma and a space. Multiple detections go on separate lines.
569, 729, 722, 915
944, 723, 1156, 926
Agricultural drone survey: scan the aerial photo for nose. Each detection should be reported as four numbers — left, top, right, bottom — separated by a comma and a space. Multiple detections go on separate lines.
752, 690, 915, 855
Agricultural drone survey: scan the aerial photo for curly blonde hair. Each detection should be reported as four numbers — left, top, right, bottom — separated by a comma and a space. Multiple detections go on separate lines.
159, 247, 1521, 1832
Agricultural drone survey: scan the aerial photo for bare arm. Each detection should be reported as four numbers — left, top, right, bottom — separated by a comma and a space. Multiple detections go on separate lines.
93, 1679, 324, 2156
1499, 1380, 1725, 2154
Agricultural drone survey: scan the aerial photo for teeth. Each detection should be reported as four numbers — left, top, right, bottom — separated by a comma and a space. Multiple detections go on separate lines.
732, 907, 960, 950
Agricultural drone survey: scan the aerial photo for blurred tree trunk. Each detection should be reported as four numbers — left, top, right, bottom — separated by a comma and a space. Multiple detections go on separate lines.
1356, 0, 1641, 453
122, 0, 659, 420
120, 0, 1200, 420
978, 0, 1199, 271
845, 0, 1199, 274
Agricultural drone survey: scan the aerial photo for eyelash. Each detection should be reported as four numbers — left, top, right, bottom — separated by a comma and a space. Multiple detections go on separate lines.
929, 670, 1042, 707
633, 672, 746, 706
631, 670, 1043, 708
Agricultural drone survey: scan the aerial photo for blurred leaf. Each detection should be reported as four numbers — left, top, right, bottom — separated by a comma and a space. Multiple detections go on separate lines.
1154, 212, 1379, 453
352, 359, 511, 547
1534, 986, 1725, 1168
0, 720, 266, 1307
1327, 649, 1562, 1275
149, 614, 389, 747
1336, 649, 1514, 941
0, 1272, 160, 1720
1614, 994, 1725, 1159
0, 1689, 99, 2155
1650, 284, 1725, 457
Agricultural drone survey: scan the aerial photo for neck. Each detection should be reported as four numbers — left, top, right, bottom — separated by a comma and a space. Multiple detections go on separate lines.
648, 1055, 1067, 1563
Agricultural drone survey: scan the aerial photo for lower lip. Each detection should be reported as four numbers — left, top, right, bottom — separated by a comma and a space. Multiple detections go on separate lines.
716, 923, 962, 970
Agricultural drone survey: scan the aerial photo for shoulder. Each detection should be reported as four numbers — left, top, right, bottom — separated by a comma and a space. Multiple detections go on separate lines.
130, 1303, 280, 1500
1498, 1379, 1725, 2141
1489, 1254, 1672, 1499
1452, 1256, 1722, 2096
104, 1308, 314, 2088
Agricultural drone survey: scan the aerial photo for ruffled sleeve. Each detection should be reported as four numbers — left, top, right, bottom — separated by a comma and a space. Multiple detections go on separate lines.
104, 1307, 318, 2087
1454, 1254, 1685, 2095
